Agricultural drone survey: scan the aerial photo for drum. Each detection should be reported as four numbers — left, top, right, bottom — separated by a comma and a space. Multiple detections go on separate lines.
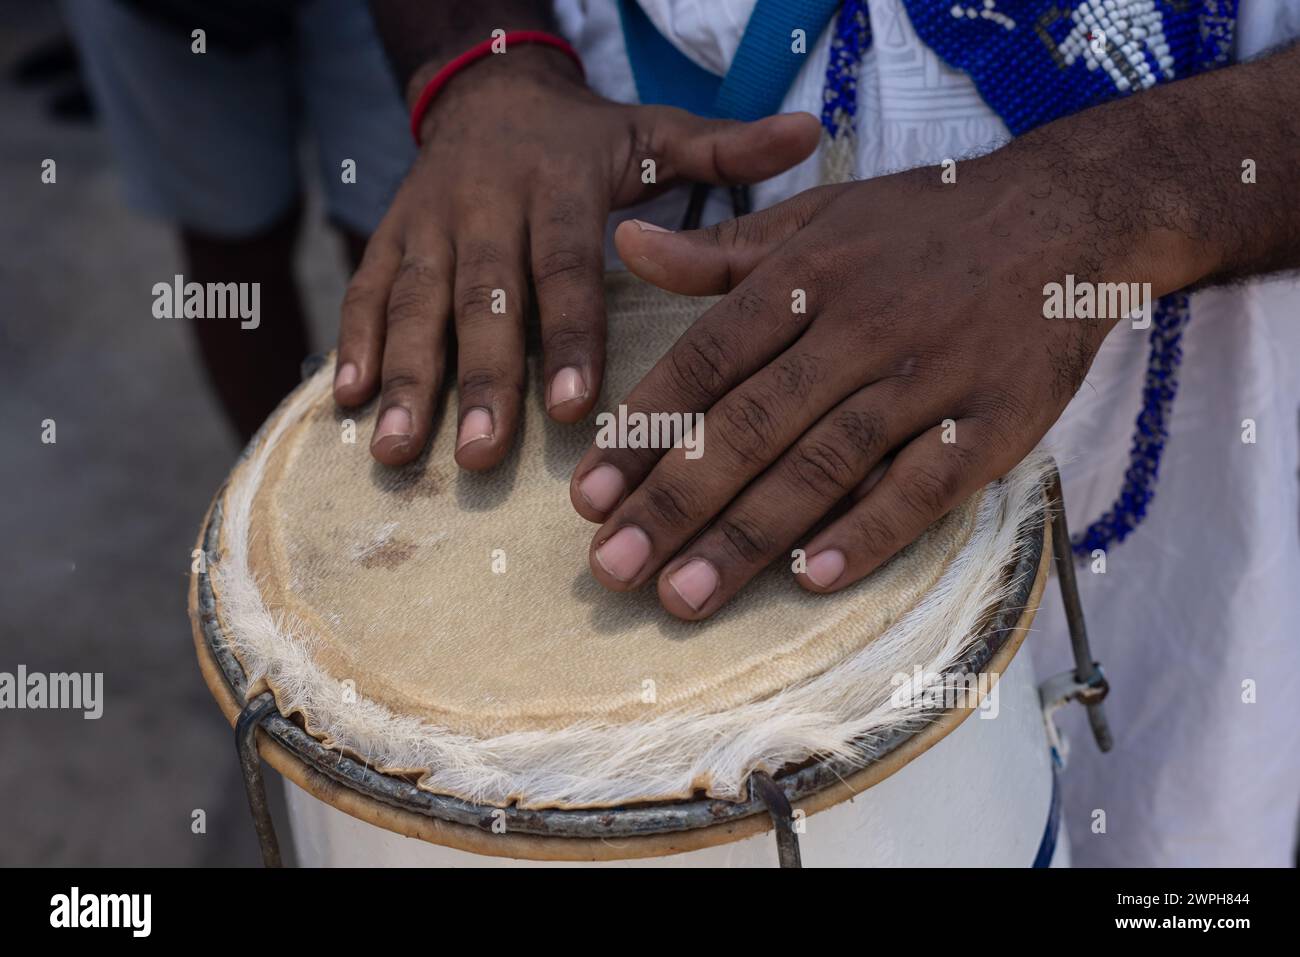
190, 272, 1102, 867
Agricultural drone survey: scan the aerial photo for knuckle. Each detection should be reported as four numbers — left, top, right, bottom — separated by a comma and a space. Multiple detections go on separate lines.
717, 391, 778, 466
900, 463, 959, 520
455, 283, 500, 320
387, 257, 445, 327
967, 389, 1022, 428
715, 514, 771, 565
710, 216, 743, 249
695, 220, 726, 250
456, 238, 505, 272
627, 117, 662, 164
770, 352, 826, 400
543, 323, 595, 361
631, 115, 670, 166
731, 213, 767, 247
543, 194, 585, 229
380, 369, 423, 398
781, 243, 837, 293
942, 441, 981, 471
829, 407, 888, 458
341, 282, 380, 319
787, 440, 858, 498
459, 365, 520, 399
386, 285, 429, 327
667, 329, 730, 403
396, 256, 442, 285
533, 246, 593, 289
641, 475, 699, 529
726, 285, 768, 323
848, 508, 898, 559
792, 186, 836, 226
619, 117, 662, 188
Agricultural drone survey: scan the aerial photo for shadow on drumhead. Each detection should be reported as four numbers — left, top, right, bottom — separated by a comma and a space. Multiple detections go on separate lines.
542, 397, 594, 482
568, 567, 703, 640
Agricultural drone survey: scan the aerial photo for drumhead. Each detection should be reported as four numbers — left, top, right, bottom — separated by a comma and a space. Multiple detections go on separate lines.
194, 272, 1051, 811
189, 506, 1049, 859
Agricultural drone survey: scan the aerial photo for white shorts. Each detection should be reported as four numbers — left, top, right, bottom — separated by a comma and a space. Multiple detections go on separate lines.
63, 0, 416, 238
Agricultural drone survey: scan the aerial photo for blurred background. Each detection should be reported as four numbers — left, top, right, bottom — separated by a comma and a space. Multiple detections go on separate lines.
0, 0, 367, 865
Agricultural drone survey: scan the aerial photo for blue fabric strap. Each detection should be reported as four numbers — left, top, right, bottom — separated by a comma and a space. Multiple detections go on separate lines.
617, 0, 721, 116
715, 0, 842, 120
618, 0, 841, 120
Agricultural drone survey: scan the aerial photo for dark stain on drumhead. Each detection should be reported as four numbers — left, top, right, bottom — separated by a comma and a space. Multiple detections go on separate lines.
386, 464, 446, 504
358, 537, 417, 570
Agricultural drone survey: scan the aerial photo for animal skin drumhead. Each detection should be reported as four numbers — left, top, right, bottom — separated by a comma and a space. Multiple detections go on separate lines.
208, 271, 1044, 809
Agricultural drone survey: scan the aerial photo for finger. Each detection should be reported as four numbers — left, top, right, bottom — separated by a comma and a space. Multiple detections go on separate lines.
335, 222, 402, 406
570, 246, 829, 523
622, 109, 821, 200
654, 384, 933, 619
371, 238, 454, 466
529, 187, 608, 423
584, 335, 869, 592
614, 184, 845, 296
452, 215, 528, 470
795, 425, 993, 594
850, 453, 894, 502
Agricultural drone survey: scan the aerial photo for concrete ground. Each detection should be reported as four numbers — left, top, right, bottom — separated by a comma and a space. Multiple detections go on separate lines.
0, 2, 352, 865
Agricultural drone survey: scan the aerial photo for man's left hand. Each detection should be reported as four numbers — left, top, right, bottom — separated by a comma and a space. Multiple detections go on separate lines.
569, 146, 1193, 618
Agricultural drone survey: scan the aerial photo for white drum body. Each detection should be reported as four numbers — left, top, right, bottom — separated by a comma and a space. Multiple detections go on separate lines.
284, 646, 1068, 867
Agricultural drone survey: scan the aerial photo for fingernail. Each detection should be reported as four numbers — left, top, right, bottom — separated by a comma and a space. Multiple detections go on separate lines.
374, 406, 412, 444
578, 464, 625, 513
594, 525, 651, 582
547, 366, 586, 410
457, 407, 494, 450
805, 549, 846, 588
667, 558, 718, 611
631, 219, 673, 233
335, 362, 358, 390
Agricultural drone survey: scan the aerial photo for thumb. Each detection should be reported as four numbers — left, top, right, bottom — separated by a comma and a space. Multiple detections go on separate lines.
631, 108, 821, 192
614, 184, 843, 296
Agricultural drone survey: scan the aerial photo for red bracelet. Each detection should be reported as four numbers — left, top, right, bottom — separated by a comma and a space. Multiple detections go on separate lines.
408, 31, 584, 145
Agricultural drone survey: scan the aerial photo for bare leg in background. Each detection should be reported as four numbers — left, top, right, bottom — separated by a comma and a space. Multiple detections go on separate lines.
182, 202, 311, 444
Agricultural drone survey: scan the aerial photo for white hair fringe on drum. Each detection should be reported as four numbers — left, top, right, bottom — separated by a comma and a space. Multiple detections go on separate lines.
216, 370, 1052, 810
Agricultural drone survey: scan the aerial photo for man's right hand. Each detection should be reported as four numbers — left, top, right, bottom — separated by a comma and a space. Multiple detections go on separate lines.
333, 41, 820, 469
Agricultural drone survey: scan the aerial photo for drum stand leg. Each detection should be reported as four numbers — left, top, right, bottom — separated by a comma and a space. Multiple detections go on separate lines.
751, 771, 802, 869
1041, 466, 1113, 760
236, 692, 284, 868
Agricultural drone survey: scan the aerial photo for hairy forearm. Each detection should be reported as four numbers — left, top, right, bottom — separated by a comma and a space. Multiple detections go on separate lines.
1002, 41, 1300, 297
368, 0, 558, 103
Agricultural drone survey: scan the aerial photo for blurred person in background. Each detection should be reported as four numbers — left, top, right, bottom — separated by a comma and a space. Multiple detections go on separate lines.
62, 0, 414, 442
